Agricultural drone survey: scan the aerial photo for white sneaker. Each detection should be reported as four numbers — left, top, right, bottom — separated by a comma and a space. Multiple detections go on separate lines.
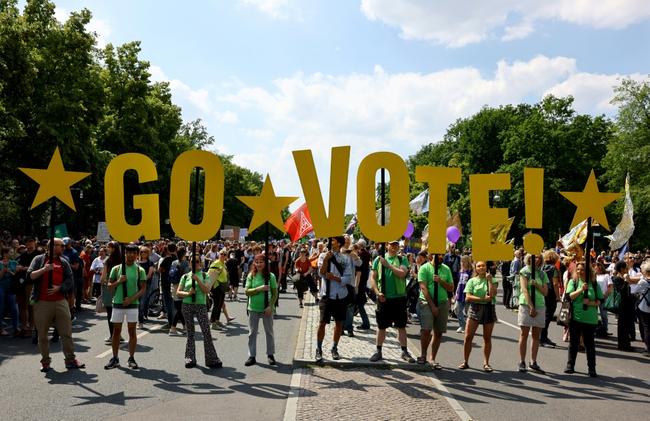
456, 327, 465, 333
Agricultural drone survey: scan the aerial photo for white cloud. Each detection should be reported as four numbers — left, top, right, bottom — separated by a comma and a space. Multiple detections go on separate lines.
215, 111, 240, 124
221, 56, 636, 213
360, 0, 650, 47
238, 0, 298, 19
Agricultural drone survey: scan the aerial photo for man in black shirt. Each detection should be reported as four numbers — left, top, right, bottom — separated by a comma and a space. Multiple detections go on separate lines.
355, 240, 371, 330
158, 243, 177, 329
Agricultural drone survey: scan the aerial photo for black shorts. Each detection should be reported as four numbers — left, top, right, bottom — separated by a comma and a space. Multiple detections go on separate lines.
319, 297, 347, 324
376, 296, 408, 330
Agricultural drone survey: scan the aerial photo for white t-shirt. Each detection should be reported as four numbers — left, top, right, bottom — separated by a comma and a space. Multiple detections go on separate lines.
90, 257, 104, 284
636, 278, 650, 313
629, 268, 641, 294
596, 273, 612, 297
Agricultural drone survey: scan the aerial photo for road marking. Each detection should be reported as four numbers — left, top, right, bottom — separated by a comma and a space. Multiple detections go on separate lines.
498, 319, 521, 331
95, 323, 165, 359
282, 367, 303, 421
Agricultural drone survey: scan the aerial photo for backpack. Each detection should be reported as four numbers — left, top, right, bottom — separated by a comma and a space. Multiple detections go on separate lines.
605, 278, 623, 314
168, 261, 181, 284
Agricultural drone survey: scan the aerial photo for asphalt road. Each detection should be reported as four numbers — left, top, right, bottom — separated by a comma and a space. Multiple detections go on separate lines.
0, 290, 303, 421
405, 281, 650, 421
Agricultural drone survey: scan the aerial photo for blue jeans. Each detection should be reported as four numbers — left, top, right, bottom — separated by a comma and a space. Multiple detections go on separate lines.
456, 301, 467, 329
161, 280, 174, 326
0, 286, 18, 332
599, 303, 608, 333
139, 277, 158, 323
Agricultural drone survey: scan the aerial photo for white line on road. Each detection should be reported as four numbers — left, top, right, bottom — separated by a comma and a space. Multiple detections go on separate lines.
498, 319, 521, 331
283, 367, 303, 421
95, 323, 165, 359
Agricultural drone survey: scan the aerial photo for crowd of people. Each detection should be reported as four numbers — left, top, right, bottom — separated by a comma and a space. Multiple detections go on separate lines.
1, 232, 649, 377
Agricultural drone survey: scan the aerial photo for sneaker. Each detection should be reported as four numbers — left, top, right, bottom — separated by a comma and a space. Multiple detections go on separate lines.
65, 359, 86, 369
104, 336, 112, 345
127, 357, 139, 369
268, 355, 277, 365
137, 323, 144, 329
456, 327, 465, 334
40, 362, 51, 373
588, 370, 597, 378
529, 362, 545, 374
541, 339, 557, 348
347, 330, 355, 337
564, 365, 575, 374
185, 359, 196, 369
518, 361, 527, 372
245, 357, 256, 366
401, 351, 415, 364
315, 348, 323, 362
104, 357, 120, 370
207, 358, 223, 369
331, 348, 341, 360
370, 351, 383, 362
169, 330, 181, 336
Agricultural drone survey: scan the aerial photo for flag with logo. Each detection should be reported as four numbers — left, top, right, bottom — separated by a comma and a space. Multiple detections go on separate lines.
284, 203, 314, 242
560, 218, 589, 249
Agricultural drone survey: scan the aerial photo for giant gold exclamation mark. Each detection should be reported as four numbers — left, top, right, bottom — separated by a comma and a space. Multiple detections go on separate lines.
523, 168, 545, 254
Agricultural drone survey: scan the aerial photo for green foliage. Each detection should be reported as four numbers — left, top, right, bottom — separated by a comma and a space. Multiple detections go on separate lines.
408, 96, 617, 248
603, 77, 650, 249
0, 0, 265, 239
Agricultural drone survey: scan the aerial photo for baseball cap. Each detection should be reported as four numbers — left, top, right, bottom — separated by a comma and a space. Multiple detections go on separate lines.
388, 240, 400, 245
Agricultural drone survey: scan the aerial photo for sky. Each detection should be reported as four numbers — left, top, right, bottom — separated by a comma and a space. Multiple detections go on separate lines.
43, 0, 650, 213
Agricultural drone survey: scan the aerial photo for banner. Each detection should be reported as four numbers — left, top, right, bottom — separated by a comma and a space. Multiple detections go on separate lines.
606, 173, 634, 250
284, 203, 314, 242
96, 222, 111, 242
560, 218, 589, 249
409, 189, 429, 215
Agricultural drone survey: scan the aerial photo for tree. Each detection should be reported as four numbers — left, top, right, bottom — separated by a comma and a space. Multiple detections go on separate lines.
603, 77, 650, 249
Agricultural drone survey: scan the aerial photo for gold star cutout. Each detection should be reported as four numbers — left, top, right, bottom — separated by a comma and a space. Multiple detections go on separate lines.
19, 147, 91, 211
560, 169, 621, 231
237, 175, 297, 233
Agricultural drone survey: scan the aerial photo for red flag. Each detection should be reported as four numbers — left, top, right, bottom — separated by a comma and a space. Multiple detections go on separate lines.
284, 203, 314, 242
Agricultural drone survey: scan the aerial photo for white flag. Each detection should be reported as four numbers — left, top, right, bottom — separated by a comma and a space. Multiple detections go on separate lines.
606, 173, 634, 250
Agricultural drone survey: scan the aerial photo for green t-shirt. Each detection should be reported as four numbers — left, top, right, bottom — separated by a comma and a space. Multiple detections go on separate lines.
109, 263, 146, 308
465, 276, 499, 305
566, 279, 604, 325
246, 272, 278, 313
518, 266, 548, 307
208, 260, 228, 286
179, 271, 211, 305
418, 262, 453, 304
372, 254, 408, 299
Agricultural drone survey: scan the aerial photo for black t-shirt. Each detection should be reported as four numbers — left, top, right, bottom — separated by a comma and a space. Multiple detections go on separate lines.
234, 249, 245, 267
357, 249, 371, 289
159, 255, 176, 284
138, 260, 154, 284
17, 250, 39, 281
226, 257, 239, 281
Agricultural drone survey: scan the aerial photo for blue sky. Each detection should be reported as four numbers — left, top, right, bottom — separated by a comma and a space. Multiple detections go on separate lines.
44, 0, 650, 212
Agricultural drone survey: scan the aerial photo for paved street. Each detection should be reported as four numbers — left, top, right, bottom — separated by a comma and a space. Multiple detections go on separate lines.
1, 280, 649, 421
0, 291, 303, 421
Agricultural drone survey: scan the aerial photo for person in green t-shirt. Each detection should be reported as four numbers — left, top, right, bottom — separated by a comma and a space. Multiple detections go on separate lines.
105, 243, 147, 370
517, 254, 549, 374
459, 261, 498, 372
244, 253, 278, 367
369, 240, 416, 364
417, 254, 454, 368
177, 254, 221, 369
564, 261, 603, 377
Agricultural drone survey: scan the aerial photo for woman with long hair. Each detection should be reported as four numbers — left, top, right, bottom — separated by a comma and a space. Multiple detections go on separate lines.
459, 261, 498, 372
100, 241, 122, 345
244, 253, 278, 366
454, 255, 473, 334
517, 253, 548, 373
177, 254, 221, 368
564, 261, 603, 377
